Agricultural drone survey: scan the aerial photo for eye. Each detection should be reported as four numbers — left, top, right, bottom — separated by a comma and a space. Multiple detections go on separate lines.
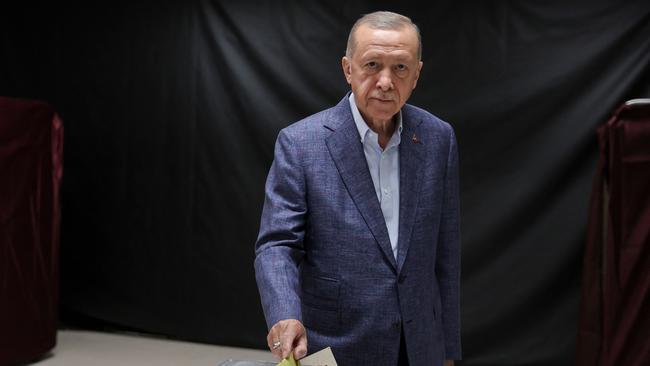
394, 64, 407, 72
365, 61, 378, 69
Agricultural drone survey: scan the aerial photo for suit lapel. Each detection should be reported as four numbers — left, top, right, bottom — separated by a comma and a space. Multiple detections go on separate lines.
396, 109, 424, 272
324, 98, 397, 270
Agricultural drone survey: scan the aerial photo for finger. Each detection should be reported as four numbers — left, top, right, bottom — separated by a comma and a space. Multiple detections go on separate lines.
266, 326, 278, 348
267, 328, 282, 359
294, 331, 308, 359
266, 329, 274, 347
270, 341, 283, 359
271, 342, 283, 359
280, 327, 299, 359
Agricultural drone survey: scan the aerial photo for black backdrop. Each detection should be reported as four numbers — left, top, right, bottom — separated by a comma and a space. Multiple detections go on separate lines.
2, 1, 650, 365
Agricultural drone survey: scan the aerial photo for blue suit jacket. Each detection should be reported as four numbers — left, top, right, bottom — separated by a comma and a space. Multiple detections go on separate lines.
255, 95, 461, 366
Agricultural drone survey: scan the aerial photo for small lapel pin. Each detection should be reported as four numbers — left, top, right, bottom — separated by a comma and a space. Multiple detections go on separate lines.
412, 133, 420, 144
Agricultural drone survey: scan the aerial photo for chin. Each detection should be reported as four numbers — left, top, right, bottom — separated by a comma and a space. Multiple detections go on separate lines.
368, 110, 397, 121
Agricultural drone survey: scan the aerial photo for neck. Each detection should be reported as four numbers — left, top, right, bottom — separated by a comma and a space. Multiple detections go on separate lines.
365, 116, 396, 149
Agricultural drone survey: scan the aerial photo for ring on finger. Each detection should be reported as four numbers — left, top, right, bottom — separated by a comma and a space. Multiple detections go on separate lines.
271, 341, 281, 350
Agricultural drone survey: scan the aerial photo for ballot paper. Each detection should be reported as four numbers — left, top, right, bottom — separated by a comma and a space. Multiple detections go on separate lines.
277, 353, 299, 366
275, 347, 337, 366
299, 347, 338, 366
217, 347, 337, 366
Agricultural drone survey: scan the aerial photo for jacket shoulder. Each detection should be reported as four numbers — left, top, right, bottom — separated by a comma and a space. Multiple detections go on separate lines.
403, 103, 454, 134
278, 105, 337, 142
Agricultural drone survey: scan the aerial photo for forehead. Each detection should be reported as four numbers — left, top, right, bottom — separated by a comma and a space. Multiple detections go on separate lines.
354, 25, 418, 58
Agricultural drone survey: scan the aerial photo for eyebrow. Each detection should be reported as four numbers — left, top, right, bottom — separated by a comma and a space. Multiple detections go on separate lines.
360, 50, 413, 61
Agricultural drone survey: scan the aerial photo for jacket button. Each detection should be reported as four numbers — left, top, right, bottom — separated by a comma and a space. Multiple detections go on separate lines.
392, 321, 401, 329
398, 274, 406, 284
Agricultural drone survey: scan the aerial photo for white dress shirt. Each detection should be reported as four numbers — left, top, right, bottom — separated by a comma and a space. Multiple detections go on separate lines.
349, 93, 402, 259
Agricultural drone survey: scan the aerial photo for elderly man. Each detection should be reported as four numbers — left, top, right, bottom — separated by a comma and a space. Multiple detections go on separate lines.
254, 11, 461, 366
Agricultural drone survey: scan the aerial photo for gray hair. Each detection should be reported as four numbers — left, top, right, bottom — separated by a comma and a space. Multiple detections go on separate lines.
345, 11, 422, 60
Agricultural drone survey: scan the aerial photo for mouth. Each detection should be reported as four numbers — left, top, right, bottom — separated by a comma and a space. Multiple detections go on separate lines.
371, 96, 395, 103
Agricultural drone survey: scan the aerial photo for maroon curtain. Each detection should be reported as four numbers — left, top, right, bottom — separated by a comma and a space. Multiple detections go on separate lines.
577, 100, 650, 366
0, 97, 63, 365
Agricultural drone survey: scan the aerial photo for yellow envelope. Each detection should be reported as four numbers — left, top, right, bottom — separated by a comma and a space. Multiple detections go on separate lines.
277, 353, 300, 366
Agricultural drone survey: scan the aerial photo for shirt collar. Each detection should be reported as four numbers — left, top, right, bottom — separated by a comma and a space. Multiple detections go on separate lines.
349, 93, 403, 144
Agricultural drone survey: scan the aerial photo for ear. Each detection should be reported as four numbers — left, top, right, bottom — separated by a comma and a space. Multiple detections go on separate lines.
342, 56, 352, 85
412, 60, 423, 89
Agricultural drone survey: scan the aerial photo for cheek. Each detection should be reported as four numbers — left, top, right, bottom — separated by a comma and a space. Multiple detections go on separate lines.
398, 82, 414, 97
354, 78, 373, 94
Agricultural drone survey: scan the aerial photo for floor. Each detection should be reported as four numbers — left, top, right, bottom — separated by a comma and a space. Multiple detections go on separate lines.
29, 329, 275, 366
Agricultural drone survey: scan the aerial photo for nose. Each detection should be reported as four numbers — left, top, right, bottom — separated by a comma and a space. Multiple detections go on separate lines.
376, 68, 393, 91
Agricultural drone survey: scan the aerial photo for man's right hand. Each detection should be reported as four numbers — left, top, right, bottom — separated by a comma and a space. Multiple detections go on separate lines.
267, 319, 308, 360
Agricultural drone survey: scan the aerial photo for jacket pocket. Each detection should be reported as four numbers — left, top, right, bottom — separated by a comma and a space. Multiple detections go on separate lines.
300, 275, 341, 333
300, 275, 340, 311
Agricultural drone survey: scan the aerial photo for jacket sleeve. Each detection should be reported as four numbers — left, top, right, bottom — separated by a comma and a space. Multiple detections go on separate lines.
254, 128, 306, 329
436, 127, 462, 360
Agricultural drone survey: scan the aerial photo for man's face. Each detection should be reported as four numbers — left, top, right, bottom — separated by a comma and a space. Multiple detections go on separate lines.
342, 24, 423, 125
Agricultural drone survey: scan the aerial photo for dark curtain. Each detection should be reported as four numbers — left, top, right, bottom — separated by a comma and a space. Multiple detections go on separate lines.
1, 1, 649, 365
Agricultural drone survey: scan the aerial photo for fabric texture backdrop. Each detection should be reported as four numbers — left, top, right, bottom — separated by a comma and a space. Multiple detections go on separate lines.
1, 1, 649, 365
